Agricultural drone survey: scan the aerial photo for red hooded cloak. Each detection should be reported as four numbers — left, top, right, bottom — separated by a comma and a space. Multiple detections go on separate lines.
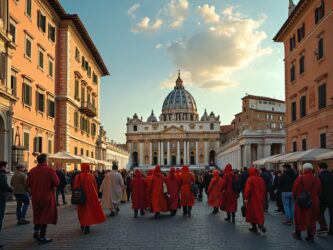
180, 166, 195, 207
131, 170, 147, 210
165, 167, 180, 210
149, 166, 168, 212
221, 164, 238, 213
207, 170, 223, 207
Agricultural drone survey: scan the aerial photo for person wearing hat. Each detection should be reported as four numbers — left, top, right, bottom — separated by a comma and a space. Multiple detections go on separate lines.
11, 164, 30, 225
292, 163, 321, 243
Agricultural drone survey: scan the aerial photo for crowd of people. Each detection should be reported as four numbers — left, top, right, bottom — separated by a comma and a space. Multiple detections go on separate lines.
0, 156, 333, 248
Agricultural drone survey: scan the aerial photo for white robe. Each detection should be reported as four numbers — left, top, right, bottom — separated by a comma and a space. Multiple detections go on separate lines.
100, 171, 124, 209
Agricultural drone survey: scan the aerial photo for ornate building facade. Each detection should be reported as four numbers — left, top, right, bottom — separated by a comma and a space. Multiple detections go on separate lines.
126, 73, 220, 168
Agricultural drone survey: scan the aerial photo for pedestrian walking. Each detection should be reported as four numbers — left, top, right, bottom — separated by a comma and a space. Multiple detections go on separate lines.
100, 163, 124, 217
260, 167, 271, 212
207, 170, 222, 214
179, 165, 195, 217
11, 164, 30, 225
145, 170, 154, 211
244, 167, 267, 233
56, 168, 67, 206
131, 169, 146, 218
0, 161, 13, 248
278, 164, 297, 225
74, 164, 105, 234
316, 162, 333, 236
292, 163, 321, 243
27, 154, 59, 245
165, 167, 180, 216
221, 164, 239, 222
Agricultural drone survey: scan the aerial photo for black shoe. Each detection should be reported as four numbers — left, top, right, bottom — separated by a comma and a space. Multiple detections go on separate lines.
154, 213, 161, 219
115, 207, 120, 213
20, 219, 30, 225
38, 238, 53, 245
258, 225, 267, 233
231, 217, 235, 223
249, 227, 258, 233
305, 236, 314, 243
0, 244, 4, 248
109, 211, 116, 217
293, 232, 302, 241
80, 226, 84, 231
140, 210, 145, 216
212, 209, 218, 215
187, 211, 191, 217
84, 226, 90, 234
33, 232, 40, 240
224, 217, 231, 222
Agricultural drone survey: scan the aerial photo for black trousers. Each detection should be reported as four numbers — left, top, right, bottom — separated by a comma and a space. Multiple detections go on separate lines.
56, 188, 66, 204
34, 224, 47, 238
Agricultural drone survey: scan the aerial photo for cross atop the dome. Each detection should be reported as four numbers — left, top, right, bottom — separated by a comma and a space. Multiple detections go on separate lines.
175, 69, 183, 88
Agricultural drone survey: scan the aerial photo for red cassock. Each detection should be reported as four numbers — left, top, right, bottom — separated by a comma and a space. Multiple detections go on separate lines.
221, 165, 238, 213
180, 166, 195, 207
207, 170, 223, 207
131, 170, 147, 210
244, 168, 266, 225
292, 170, 321, 234
165, 168, 180, 210
149, 167, 168, 213
74, 164, 106, 226
145, 170, 154, 210
27, 163, 60, 225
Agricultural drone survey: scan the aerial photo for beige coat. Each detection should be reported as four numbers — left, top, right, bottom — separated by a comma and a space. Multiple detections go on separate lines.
100, 170, 124, 209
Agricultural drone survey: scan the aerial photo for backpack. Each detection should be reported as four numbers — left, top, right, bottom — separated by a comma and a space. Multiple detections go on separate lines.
295, 177, 316, 208
231, 175, 242, 193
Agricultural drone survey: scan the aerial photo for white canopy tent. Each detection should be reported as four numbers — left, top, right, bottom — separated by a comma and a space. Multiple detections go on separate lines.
316, 150, 333, 160
253, 154, 282, 166
48, 151, 82, 164
268, 152, 300, 164
281, 148, 332, 163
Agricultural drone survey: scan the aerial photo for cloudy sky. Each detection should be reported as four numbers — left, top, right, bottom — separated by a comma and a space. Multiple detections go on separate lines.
60, 0, 296, 143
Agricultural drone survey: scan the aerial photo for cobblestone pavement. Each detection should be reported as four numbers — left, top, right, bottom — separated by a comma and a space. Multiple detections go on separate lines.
1, 195, 332, 250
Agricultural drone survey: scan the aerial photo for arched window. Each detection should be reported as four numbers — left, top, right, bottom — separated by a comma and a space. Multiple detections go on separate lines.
133, 125, 137, 131
210, 123, 214, 130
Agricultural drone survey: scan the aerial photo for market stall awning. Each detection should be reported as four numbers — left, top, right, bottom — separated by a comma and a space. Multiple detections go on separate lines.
281, 148, 332, 163
268, 152, 300, 164
78, 155, 99, 165
316, 150, 333, 160
253, 154, 282, 165
48, 151, 82, 164
97, 160, 112, 166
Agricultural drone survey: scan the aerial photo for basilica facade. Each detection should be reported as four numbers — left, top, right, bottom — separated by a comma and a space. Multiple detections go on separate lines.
126, 73, 220, 168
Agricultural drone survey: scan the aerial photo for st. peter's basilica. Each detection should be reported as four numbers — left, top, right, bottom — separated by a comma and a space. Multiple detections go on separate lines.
126, 73, 220, 168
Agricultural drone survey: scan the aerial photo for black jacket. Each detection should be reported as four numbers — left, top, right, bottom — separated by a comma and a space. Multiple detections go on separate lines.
278, 169, 297, 193
261, 171, 272, 192
238, 171, 248, 192
56, 170, 67, 189
318, 170, 333, 204
0, 171, 13, 202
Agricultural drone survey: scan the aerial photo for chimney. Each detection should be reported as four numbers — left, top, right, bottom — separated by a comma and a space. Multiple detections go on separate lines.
288, 0, 296, 16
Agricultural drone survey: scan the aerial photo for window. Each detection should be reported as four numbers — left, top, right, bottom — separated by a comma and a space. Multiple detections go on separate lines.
297, 23, 305, 42
48, 139, 52, 154
271, 123, 276, 129
317, 37, 324, 60
291, 101, 297, 122
279, 116, 283, 121
22, 82, 32, 106
91, 152, 94, 158
210, 123, 214, 130
25, 0, 32, 17
25, 34, 32, 59
133, 125, 137, 131
37, 10, 46, 32
320, 133, 326, 148
300, 95, 306, 118
75, 47, 80, 62
23, 132, 30, 150
48, 24, 55, 42
86, 150, 89, 157
74, 78, 79, 99
91, 123, 96, 136
36, 91, 45, 112
48, 57, 54, 77
80, 148, 83, 155
318, 83, 326, 109
38, 47, 44, 69
81, 56, 85, 68
9, 19, 17, 44
292, 141, 297, 152
74, 111, 79, 128
93, 72, 98, 84
290, 63, 295, 82
315, 1, 325, 24
11, 72, 17, 97
47, 99, 55, 117
0, 53, 6, 81
299, 53, 305, 74
302, 138, 307, 151
33, 136, 43, 153
289, 35, 296, 51
74, 147, 78, 155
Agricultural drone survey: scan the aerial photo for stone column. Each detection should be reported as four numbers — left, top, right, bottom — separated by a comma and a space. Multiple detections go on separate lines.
161, 141, 164, 165
244, 144, 251, 167
149, 142, 152, 165
281, 143, 286, 154
238, 146, 242, 169
187, 141, 190, 165
167, 141, 170, 165
139, 142, 143, 166
257, 144, 264, 160
204, 141, 208, 165
158, 141, 161, 165
195, 141, 198, 165
176, 141, 180, 165
183, 140, 187, 164
264, 144, 271, 158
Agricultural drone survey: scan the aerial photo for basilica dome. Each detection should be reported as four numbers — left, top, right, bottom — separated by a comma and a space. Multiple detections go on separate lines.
161, 72, 198, 121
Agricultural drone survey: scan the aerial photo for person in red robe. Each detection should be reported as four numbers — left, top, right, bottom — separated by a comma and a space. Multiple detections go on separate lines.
292, 163, 321, 243
27, 154, 59, 245
221, 164, 239, 222
149, 166, 168, 219
207, 170, 223, 214
131, 169, 146, 218
74, 163, 105, 234
165, 167, 180, 216
145, 170, 154, 211
179, 165, 195, 217
244, 167, 267, 233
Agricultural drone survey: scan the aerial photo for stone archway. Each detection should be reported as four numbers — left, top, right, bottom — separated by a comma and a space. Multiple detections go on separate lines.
209, 150, 216, 166
132, 152, 138, 167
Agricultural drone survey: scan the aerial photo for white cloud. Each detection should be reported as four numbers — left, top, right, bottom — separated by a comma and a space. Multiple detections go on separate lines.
197, 4, 220, 23
128, 4, 140, 18
131, 17, 163, 33
164, 0, 189, 28
163, 6, 271, 90
160, 70, 192, 89
155, 43, 163, 49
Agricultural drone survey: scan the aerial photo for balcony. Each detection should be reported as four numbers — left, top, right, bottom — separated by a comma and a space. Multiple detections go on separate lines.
80, 101, 97, 117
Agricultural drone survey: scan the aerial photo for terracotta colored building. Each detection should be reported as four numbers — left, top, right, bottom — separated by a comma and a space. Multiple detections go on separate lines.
274, 0, 333, 152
